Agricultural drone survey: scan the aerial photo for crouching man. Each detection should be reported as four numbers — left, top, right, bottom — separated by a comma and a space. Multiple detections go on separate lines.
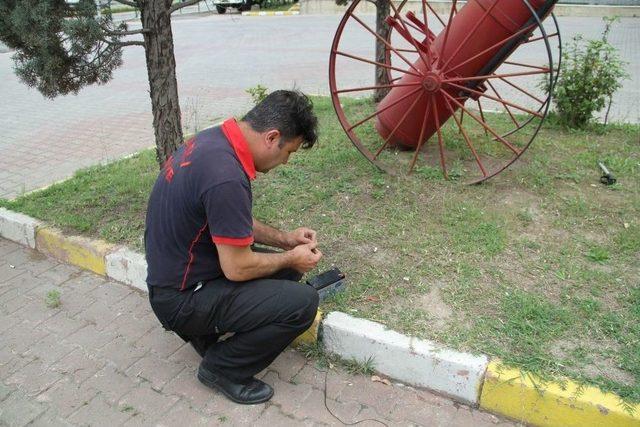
144, 90, 322, 404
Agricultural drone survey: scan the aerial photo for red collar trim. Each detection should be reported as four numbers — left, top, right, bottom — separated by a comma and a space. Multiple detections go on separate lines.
221, 118, 256, 181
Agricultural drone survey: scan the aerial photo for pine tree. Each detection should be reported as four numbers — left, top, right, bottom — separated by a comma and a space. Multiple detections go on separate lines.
0, 0, 200, 166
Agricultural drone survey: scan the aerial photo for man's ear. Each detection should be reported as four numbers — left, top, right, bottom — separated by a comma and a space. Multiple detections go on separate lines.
264, 130, 281, 149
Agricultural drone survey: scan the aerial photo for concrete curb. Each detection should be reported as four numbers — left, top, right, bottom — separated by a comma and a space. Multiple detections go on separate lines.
0, 207, 40, 249
292, 310, 323, 347
35, 227, 113, 276
1, 207, 639, 425
105, 247, 148, 292
480, 360, 640, 426
321, 311, 488, 405
241, 10, 299, 16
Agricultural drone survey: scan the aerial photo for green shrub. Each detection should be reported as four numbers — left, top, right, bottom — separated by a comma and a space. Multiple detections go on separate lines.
246, 84, 269, 105
550, 17, 628, 128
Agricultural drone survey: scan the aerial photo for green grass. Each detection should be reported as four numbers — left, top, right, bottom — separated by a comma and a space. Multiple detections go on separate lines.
2, 96, 639, 403
45, 290, 61, 309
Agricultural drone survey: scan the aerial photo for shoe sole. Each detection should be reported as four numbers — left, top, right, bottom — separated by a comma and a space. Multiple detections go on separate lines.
197, 369, 274, 405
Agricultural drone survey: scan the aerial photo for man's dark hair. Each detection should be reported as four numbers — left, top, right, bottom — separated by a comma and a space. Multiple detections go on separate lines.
242, 90, 318, 149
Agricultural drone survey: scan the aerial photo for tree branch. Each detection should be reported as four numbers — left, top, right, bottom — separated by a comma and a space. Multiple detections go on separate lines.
104, 28, 151, 36
102, 37, 145, 47
113, 40, 145, 47
170, 0, 201, 13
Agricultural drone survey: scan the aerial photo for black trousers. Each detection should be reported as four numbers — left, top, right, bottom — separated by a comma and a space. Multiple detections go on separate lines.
148, 265, 319, 382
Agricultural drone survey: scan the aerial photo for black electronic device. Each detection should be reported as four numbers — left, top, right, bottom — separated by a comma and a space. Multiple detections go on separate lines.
306, 267, 346, 301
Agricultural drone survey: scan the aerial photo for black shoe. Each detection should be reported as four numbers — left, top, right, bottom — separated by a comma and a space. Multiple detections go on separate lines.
197, 364, 274, 405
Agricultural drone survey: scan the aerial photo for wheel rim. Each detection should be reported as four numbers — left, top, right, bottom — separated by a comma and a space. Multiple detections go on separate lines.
329, 0, 560, 184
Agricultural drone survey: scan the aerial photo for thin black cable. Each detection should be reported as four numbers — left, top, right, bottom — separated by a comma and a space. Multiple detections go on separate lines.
322, 368, 389, 427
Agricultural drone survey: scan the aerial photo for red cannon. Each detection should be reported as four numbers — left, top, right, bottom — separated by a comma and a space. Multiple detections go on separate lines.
330, 0, 561, 183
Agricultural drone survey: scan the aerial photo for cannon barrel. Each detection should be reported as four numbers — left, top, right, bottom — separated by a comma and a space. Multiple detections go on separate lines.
375, 0, 558, 148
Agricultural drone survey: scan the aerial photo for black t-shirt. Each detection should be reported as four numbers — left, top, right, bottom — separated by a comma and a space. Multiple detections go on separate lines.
144, 118, 257, 291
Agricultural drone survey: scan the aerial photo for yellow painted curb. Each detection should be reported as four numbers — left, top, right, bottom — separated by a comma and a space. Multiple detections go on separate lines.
241, 10, 299, 16
293, 310, 322, 347
480, 360, 640, 427
35, 228, 113, 276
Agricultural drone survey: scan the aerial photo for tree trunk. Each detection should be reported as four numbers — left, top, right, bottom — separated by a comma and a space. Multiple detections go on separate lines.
140, 0, 183, 167
374, 0, 391, 103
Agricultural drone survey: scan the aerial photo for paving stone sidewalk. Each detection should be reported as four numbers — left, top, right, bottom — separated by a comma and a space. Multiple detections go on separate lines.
0, 238, 515, 426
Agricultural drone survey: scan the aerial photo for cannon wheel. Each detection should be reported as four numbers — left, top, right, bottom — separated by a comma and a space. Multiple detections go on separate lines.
329, 0, 561, 184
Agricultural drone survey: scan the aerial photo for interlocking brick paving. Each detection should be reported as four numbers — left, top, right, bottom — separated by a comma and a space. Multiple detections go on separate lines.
0, 238, 520, 426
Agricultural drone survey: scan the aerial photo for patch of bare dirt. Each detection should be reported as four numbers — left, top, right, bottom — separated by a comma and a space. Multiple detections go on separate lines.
417, 281, 453, 331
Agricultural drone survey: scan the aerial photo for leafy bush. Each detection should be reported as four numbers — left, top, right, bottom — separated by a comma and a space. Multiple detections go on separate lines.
550, 17, 628, 128
246, 84, 268, 105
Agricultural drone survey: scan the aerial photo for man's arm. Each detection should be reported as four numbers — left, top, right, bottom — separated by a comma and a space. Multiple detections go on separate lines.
252, 218, 287, 248
216, 241, 322, 282
253, 218, 317, 250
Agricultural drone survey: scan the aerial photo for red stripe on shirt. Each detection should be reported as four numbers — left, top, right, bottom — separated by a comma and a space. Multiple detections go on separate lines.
180, 222, 209, 291
212, 235, 254, 246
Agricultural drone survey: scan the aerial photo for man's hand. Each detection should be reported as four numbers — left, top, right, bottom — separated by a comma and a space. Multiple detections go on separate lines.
283, 227, 317, 250
289, 241, 322, 273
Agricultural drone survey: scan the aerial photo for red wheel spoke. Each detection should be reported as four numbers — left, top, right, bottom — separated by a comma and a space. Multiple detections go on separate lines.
440, 90, 522, 155
436, 0, 458, 69
408, 95, 433, 173
458, 109, 464, 133
524, 32, 558, 44
443, 69, 549, 83
390, 76, 403, 83
502, 61, 550, 71
335, 82, 422, 94
477, 99, 488, 135
402, 18, 426, 36
420, 0, 433, 65
388, 16, 431, 57
423, 0, 446, 27
350, 14, 423, 75
374, 92, 424, 159
445, 23, 536, 74
347, 87, 422, 131
431, 96, 448, 179
335, 51, 422, 78
486, 80, 520, 128
445, 81, 544, 117
406, 11, 437, 42
498, 76, 545, 104
389, 1, 431, 71
443, 96, 488, 177
440, 0, 501, 71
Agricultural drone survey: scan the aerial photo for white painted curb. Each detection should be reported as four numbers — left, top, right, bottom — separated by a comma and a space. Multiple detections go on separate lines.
0, 208, 41, 249
322, 311, 489, 405
105, 247, 149, 293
